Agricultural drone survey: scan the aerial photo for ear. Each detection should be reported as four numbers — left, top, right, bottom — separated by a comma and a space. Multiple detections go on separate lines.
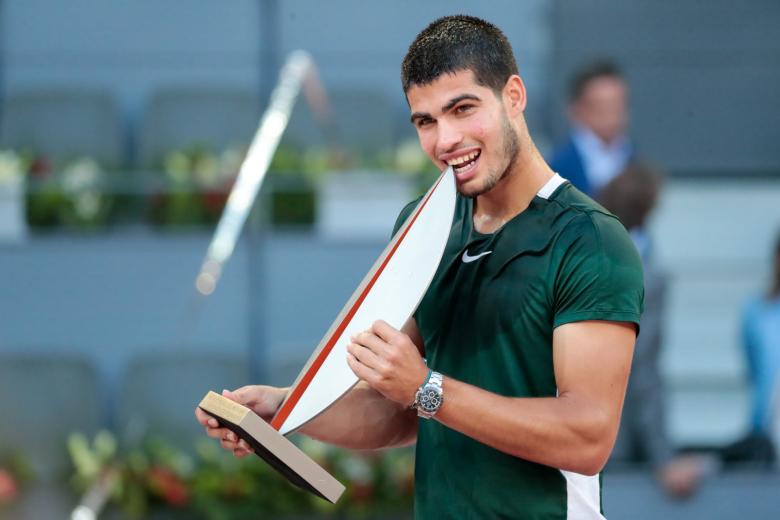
503, 75, 527, 116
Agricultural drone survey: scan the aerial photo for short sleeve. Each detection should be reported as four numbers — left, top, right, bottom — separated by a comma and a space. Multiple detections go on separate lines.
391, 197, 422, 239
553, 212, 644, 330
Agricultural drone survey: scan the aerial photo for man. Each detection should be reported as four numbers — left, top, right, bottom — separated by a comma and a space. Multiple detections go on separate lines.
548, 61, 633, 198
196, 15, 644, 519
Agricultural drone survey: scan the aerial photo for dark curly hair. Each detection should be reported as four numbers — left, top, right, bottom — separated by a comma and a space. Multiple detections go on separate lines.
401, 15, 518, 94
568, 60, 624, 102
596, 161, 662, 231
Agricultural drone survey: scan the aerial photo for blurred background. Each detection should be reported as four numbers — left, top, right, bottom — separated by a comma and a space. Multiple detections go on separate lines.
0, 0, 779, 518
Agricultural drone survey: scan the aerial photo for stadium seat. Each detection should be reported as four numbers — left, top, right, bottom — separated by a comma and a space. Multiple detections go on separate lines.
116, 353, 251, 449
0, 354, 102, 480
282, 88, 396, 156
138, 88, 261, 167
0, 89, 123, 167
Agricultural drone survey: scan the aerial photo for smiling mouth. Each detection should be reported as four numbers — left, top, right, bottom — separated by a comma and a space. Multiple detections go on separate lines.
447, 150, 481, 175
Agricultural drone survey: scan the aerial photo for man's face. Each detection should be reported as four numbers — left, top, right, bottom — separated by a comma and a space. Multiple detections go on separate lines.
571, 76, 628, 144
406, 70, 520, 198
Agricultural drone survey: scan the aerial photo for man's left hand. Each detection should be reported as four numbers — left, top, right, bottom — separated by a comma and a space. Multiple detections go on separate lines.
346, 320, 429, 406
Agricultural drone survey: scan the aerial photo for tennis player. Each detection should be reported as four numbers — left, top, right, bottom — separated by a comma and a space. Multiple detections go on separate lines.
197, 15, 643, 519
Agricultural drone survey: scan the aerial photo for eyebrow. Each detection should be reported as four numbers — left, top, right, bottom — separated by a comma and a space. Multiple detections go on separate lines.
409, 93, 482, 124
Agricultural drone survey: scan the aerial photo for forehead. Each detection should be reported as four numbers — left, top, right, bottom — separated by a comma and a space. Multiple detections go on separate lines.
580, 76, 626, 100
406, 69, 492, 112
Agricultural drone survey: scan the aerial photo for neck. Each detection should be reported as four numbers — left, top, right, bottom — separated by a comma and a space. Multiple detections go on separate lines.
472, 141, 554, 234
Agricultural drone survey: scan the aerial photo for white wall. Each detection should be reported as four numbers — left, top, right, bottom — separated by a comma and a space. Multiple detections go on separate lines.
3, 0, 263, 123
651, 179, 780, 444
1, 0, 554, 148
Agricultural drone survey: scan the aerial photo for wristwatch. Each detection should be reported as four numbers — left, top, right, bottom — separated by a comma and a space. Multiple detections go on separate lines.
413, 370, 444, 419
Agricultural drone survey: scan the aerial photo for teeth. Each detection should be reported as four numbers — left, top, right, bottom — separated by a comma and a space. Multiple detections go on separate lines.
446, 151, 479, 166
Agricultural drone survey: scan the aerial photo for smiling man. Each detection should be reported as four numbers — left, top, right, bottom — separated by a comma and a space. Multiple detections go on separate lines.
197, 15, 644, 519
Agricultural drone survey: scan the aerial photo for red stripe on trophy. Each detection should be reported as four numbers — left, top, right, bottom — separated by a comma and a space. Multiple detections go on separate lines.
270, 172, 447, 431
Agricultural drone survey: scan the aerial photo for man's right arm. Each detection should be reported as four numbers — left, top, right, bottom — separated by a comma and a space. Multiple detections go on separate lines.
298, 380, 418, 449
195, 382, 418, 455
195, 317, 423, 455
301, 316, 424, 448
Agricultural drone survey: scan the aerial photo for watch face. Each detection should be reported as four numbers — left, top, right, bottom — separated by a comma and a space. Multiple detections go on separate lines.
419, 386, 442, 412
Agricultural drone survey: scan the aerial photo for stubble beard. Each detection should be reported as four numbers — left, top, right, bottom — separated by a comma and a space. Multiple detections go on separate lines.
459, 112, 521, 199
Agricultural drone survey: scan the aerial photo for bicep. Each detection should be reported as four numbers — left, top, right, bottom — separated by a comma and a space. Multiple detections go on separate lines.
552, 320, 635, 418
402, 316, 425, 356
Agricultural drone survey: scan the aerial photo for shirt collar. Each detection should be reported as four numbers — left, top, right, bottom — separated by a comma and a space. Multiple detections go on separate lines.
572, 124, 630, 155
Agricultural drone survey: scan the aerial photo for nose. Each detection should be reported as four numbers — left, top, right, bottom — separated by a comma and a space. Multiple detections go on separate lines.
436, 119, 463, 154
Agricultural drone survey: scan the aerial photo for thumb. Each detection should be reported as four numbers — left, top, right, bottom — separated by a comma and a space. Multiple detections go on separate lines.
223, 386, 256, 406
222, 388, 240, 403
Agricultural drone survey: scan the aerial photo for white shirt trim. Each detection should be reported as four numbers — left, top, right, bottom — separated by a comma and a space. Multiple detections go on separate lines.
561, 470, 605, 519
537, 173, 567, 200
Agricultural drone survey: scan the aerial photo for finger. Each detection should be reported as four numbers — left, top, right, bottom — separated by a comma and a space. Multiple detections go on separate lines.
347, 342, 382, 370
371, 319, 400, 342
195, 407, 220, 428
234, 447, 253, 458
352, 330, 387, 354
219, 431, 242, 449
221, 438, 240, 451
232, 437, 253, 456
222, 388, 241, 403
347, 352, 375, 382
237, 439, 253, 452
205, 426, 230, 440
228, 385, 257, 404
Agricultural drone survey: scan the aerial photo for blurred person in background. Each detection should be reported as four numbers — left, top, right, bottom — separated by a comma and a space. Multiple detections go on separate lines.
723, 231, 780, 467
598, 163, 705, 498
549, 60, 634, 198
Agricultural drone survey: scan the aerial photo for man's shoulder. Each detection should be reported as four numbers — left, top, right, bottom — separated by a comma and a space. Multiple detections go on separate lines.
546, 183, 619, 234
548, 183, 645, 329
547, 184, 641, 270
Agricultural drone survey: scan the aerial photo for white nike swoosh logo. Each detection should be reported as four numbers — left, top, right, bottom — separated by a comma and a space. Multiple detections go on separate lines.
461, 249, 493, 263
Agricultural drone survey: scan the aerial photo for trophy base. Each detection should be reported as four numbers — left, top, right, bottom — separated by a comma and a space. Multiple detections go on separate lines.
198, 391, 345, 503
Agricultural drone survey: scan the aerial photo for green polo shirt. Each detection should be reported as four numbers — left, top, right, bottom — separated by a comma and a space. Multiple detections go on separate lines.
393, 176, 644, 519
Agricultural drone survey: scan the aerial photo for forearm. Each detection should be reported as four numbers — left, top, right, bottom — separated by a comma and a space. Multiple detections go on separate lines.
297, 381, 418, 450
342, 320, 633, 473
436, 378, 619, 475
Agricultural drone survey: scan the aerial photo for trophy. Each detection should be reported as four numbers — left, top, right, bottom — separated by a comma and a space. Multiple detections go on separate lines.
200, 166, 455, 502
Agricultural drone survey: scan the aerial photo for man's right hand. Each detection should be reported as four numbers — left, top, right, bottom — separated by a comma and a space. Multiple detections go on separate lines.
194, 385, 288, 458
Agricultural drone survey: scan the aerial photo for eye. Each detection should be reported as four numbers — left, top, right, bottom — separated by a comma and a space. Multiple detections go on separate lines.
455, 104, 475, 114
416, 117, 435, 129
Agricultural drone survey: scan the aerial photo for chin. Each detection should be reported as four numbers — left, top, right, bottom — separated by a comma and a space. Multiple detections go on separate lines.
456, 180, 489, 199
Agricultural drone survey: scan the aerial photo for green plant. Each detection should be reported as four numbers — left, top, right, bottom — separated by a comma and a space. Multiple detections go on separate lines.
11, 150, 116, 230
149, 144, 245, 228
0, 452, 34, 508
68, 431, 415, 519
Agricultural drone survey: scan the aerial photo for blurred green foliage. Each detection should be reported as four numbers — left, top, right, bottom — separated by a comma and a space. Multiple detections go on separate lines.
68, 431, 414, 520
0, 149, 116, 231
0, 451, 34, 508
8, 139, 438, 231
